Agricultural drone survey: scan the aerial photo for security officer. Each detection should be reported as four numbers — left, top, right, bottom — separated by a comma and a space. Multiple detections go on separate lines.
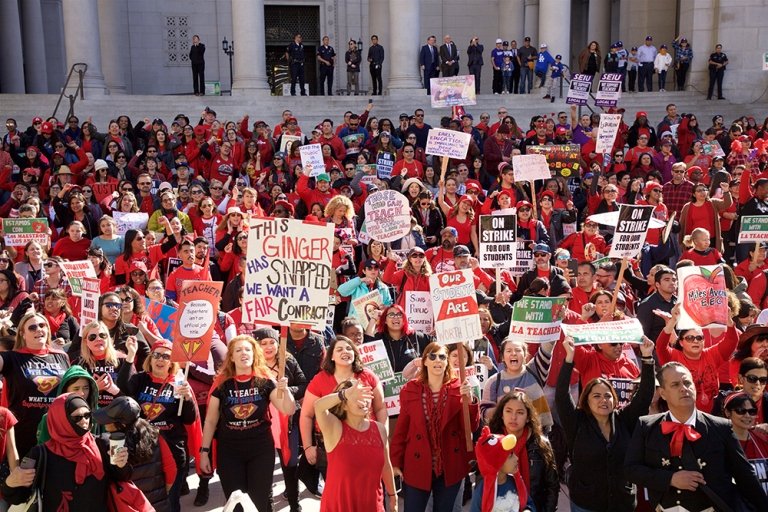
285, 33, 307, 96
317, 35, 336, 96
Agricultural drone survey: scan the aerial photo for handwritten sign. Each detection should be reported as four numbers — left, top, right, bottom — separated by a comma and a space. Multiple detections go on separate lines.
405, 291, 433, 333
478, 214, 517, 268
279, 134, 301, 153
299, 143, 325, 177
430, 269, 482, 345
595, 114, 622, 154
242, 218, 334, 328
351, 289, 383, 330
561, 318, 645, 345
363, 190, 412, 243
170, 280, 222, 363
594, 73, 622, 107
112, 211, 149, 236
79, 278, 101, 335
609, 377, 638, 408
59, 260, 97, 296
566, 73, 593, 105
677, 265, 728, 330
92, 182, 118, 203
359, 340, 395, 382
382, 372, 408, 416
144, 298, 178, 339
0, 218, 49, 247
608, 204, 655, 259
425, 128, 471, 160
429, 75, 477, 108
510, 296, 568, 343
512, 154, 551, 182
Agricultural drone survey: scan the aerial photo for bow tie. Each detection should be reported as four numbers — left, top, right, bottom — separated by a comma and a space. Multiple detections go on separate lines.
661, 421, 701, 457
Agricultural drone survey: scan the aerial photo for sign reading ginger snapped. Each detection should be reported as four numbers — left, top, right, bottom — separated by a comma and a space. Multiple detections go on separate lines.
242, 218, 334, 328
430, 269, 483, 345
170, 280, 222, 363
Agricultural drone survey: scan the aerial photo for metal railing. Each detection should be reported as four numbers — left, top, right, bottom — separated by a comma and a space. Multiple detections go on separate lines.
53, 63, 88, 120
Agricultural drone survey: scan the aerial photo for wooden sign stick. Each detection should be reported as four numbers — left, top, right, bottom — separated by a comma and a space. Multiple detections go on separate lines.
610, 256, 629, 315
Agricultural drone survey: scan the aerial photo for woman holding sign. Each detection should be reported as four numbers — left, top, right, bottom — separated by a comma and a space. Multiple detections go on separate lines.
437, 187, 479, 250
382, 247, 432, 309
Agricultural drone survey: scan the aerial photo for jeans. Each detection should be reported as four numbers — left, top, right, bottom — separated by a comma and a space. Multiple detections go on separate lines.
502, 75, 511, 92
520, 66, 534, 93
403, 477, 461, 512
658, 69, 667, 90
346, 71, 359, 95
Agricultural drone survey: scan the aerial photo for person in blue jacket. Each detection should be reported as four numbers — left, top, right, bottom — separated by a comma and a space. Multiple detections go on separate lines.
337, 258, 393, 320
534, 43, 556, 93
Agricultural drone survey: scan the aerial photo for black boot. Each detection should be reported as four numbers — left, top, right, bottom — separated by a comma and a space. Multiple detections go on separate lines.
194, 477, 210, 506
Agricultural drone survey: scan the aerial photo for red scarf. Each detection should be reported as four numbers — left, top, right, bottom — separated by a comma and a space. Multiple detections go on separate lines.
511, 428, 531, 493
17, 347, 49, 355
661, 421, 701, 457
45, 311, 66, 336
423, 382, 449, 476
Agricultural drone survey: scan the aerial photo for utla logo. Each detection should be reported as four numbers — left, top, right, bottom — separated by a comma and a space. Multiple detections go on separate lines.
142, 403, 165, 421
31, 221, 47, 233
231, 403, 255, 420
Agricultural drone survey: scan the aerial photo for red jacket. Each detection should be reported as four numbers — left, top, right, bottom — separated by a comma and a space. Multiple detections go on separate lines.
390, 378, 479, 491
296, 173, 338, 209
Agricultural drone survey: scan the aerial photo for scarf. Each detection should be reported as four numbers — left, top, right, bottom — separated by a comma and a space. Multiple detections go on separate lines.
45, 311, 67, 336
422, 382, 449, 476
511, 428, 531, 492
17, 347, 50, 355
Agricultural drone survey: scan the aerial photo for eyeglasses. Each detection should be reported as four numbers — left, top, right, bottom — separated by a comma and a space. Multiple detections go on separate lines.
139, 181, 152, 186
682, 335, 705, 342
427, 353, 448, 361
147, 286, 163, 292
211, 186, 223, 190
237, 235, 248, 241
731, 407, 758, 416
0, 258, 10, 264
117, 156, 127, 160
604, 190, 618, 194
744, 375, 768, 385
87, 332, 109, 342
414, 114, 424, 118
82, 189, 93, 194
403, 150, 414, 153
70, 412, 92, 422
103, 302, 122, 309
26, 322, 47, 331
151, 352, 171, 361
387, 312, 404, 318
498, 111, 507, 115
518, 207, 531, 212
614, 154, 623, 158
146, 149, 157, 153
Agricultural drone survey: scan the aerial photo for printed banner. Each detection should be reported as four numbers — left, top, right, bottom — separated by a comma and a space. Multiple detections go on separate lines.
595, 114, 622, 154
363, 190, 412, 243
430, 269, 483, 345
59, 260, 97, 296
510, 240, 535, 276
144, 298, 178, 339
359, 340, 395, 382
509, 296, 568, 343
566, 73, 593, 105
383, 372, 408, 416
512, 154, 551, 182
738, 215, 768, 242
677, 265, 728, 330
478, 214, 517, 268
242, 218, 334, 328
351, 289, 383, 330
429, 75, 477, 107
79, 278, 101, 335
405, 291, 433, 333
113, 211, 149, 236
170, 280, 222, 363
594, 73, 622, 107
0, 218, 49, 247
608, 204, 655, 259
299, 143, 325, 177
561, 318, 645, 345
425, 128, 472, 160
526, 144, 582, 178
376, 151, 395, 180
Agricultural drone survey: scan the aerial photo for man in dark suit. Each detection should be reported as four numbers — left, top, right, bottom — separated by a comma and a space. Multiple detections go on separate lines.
419, 35, 439, 94
439, 34, 459, 77
625, 362, 768, 512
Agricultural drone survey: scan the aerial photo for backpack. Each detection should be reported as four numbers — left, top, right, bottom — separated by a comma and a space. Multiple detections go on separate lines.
107, 480, 155, 512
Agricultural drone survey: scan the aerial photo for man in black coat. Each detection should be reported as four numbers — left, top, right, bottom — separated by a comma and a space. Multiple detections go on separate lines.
625, 362, 768, 512
513, 243, 570, 303
189, 35, 205, 96
439, 34, 459, 77
466, 36, 484, 93
419, 35, 439, 94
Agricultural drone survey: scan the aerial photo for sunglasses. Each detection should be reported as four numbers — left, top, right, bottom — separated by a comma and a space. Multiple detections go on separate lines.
87, 332, 109, 342
682, 335, 705, 342
26, 322, 47, 332
409, 254, 425, 259
744, 375, 768, 385
103, 302, 122, 309
731, 407, 758, 416
518, 207, 531, 212
191, 190, 204, 194
237, 235, 248, 241
151, 352, 171, 361
44, 261, 58, 268
0, 258, 10, 263
71, 412, 92, 422
534, 252, 549, 258
211, 186, 223, 190
427, 353, 448, 361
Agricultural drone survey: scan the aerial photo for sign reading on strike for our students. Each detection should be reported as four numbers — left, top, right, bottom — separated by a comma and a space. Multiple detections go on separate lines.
79, 278, 101, 335
364, 190, 412, 242
561, 318, 645, 345
595, 114, 622, 154
430, 269, 483, 345
359, 340, 395, 382
298, 143, 325, 177
510, 240, 535, 276
0, 218, 49, 247
376, 151, 395, 180
748, 458, 768, 494
425, 128, 472, 160
478, 214, 517, 268
594, 73, 622, 107
171, 280, 222, 363
738, 215, 768, 242
566, 73, 592, 105
510, 296, 568, 343
242, 218, 334, 328
512, 154, 551, 182
608, 204, 655, 259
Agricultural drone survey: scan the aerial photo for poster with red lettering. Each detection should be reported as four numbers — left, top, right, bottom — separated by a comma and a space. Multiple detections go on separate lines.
429, 269, 483, 345
170, 280, 222, 363
242, 218, 335, 328
677, 265, 729, 330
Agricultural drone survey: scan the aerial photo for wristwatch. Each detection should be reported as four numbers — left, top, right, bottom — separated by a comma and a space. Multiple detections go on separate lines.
199, 447, 211, 454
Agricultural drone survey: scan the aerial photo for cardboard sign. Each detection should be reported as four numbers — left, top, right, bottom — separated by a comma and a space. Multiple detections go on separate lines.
92, 182, 118, 203
566, 73, 593, 105
595, 114, 623, 154
279, 134, 301, 153
113, 211, 149, 236
299, 143, 325, 177
376, 151, 395, 180
738, 215, 768, 242
382, 372, 408, 416
79, 278, 101, 335
405, 291, 433, 333
526, 144, 582, 178
429, 75, 477, 107
608, 204, 655, 259
0, 218, 49, 247
144, 298, 178, 339
170, 280, 222, 363
351, 289, 383, 330
512, 154, 551, 182
430, 269, 483, 345
425, 128, 472, 160
478, 214, 517, 268
242, 218, 334, 328
363, 190, 412, 243
359, 340, 395, 382
510, 240, 535, 276
702, 140, 725, 158
594, 73, 623, 107
561, 318, 645, 345
509, 296, 568, 343
677, 265, 728, 330
59, 260, 97, 296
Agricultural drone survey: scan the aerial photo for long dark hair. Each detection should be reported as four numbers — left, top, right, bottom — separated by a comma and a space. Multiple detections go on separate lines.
0, 268, 20, 307
320, 336, 364, 374
125, 417, 161, 464
121, 229, 143, 261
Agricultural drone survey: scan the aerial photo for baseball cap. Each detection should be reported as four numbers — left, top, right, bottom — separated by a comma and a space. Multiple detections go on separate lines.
407, 246, 425, 257
643, 182, 662, 195
461, 113, 473, 120
503, 41, 509, 46
555, 126, 567, 135
496, 38, 503, 44
636, 111, 648, 119
92, 396, 141, 426
316, 173, 331, 182
41, 122, 53, 134
555, 54, 562, 59
645, 35, 653, 41
533, 243, 551, 254
399, 113, 409, 120
524, 37, 531, 42
540, 43, 548, 48
363, 258, 380, 269
32, 116, 43, 125
453, 245, 471, 257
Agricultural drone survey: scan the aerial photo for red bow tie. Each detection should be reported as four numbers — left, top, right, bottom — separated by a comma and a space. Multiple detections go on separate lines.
661, 421, 701, 457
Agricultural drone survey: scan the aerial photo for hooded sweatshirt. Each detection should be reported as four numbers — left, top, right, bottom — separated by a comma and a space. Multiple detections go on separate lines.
37, 365, 99, 443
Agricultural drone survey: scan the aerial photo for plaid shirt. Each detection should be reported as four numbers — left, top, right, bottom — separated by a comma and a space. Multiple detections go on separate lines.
33, 276, 73, 299
662, 179, 694, 216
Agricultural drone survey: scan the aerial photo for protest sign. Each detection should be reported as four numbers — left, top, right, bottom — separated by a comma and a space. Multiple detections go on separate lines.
566, 73, 593, 105
509, 296, 568, 343
144, 298, 178, 339
455, 365, 484, 400
561, 318, 645, 345
478, 214, 517, 268
702, 140, 725, 158
298, 143, 325, 176
60, 260, 97, 295
351, 289, 383, 330
749, 458, 768, 495
430, 269, 483, 345
170, 280, 222, 363
363, 190, 412, 242
526, 144, 582, 178
738, 215, 768, 242
595, 114, 623, 154
608, 204, 655, 259
510, 240, 535, 276
382, 373, 408, 416
594, 73, 622, 107
279, 134, 301, 153
357, 163, 378, 176
342, 133, 365, 151
79, 278, 101, 335
242, 218, 334, 328
609, 378, 638, 408
677, 265, 728, 330
511, 154, 551, 182
425, 128, 472, 160
92, 182, 118, 203
113, 211, 149, 236
429, 75, 477, 107
405, 291, 433, 333
359, 340, 395, 382
376, 151, 395, 180
357, 220, 371, 245
0, 218, 49, 247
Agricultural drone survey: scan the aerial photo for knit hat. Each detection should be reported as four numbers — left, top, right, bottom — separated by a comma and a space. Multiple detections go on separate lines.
252, 327, 280, 341
475, 426, 525, 512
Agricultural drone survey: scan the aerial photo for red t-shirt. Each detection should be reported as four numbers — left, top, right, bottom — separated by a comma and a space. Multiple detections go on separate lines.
166, 264, 210, 297
306, 368, 380, 426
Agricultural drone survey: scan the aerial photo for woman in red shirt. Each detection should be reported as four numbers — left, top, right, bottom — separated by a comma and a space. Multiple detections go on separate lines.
679, 182, 732, 252
52, 221, 91, 261
438, 189, 478, 250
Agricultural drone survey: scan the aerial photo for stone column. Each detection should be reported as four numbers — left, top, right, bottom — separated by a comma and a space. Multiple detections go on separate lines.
368, 0, 389, 93
587, 0, 611, 55
539, 0, 571, 67
500, 0, 525, 42
387, 0, 421, 92
20, 0, 48, 93
231, 0, 269, 93
62, 0, 108, 95
98, 0, 128, 94
0, 0, 25, 93
523, 0, 539, 44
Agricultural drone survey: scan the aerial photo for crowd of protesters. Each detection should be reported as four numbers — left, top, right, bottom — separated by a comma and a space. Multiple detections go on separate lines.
0, 95, 767, 512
